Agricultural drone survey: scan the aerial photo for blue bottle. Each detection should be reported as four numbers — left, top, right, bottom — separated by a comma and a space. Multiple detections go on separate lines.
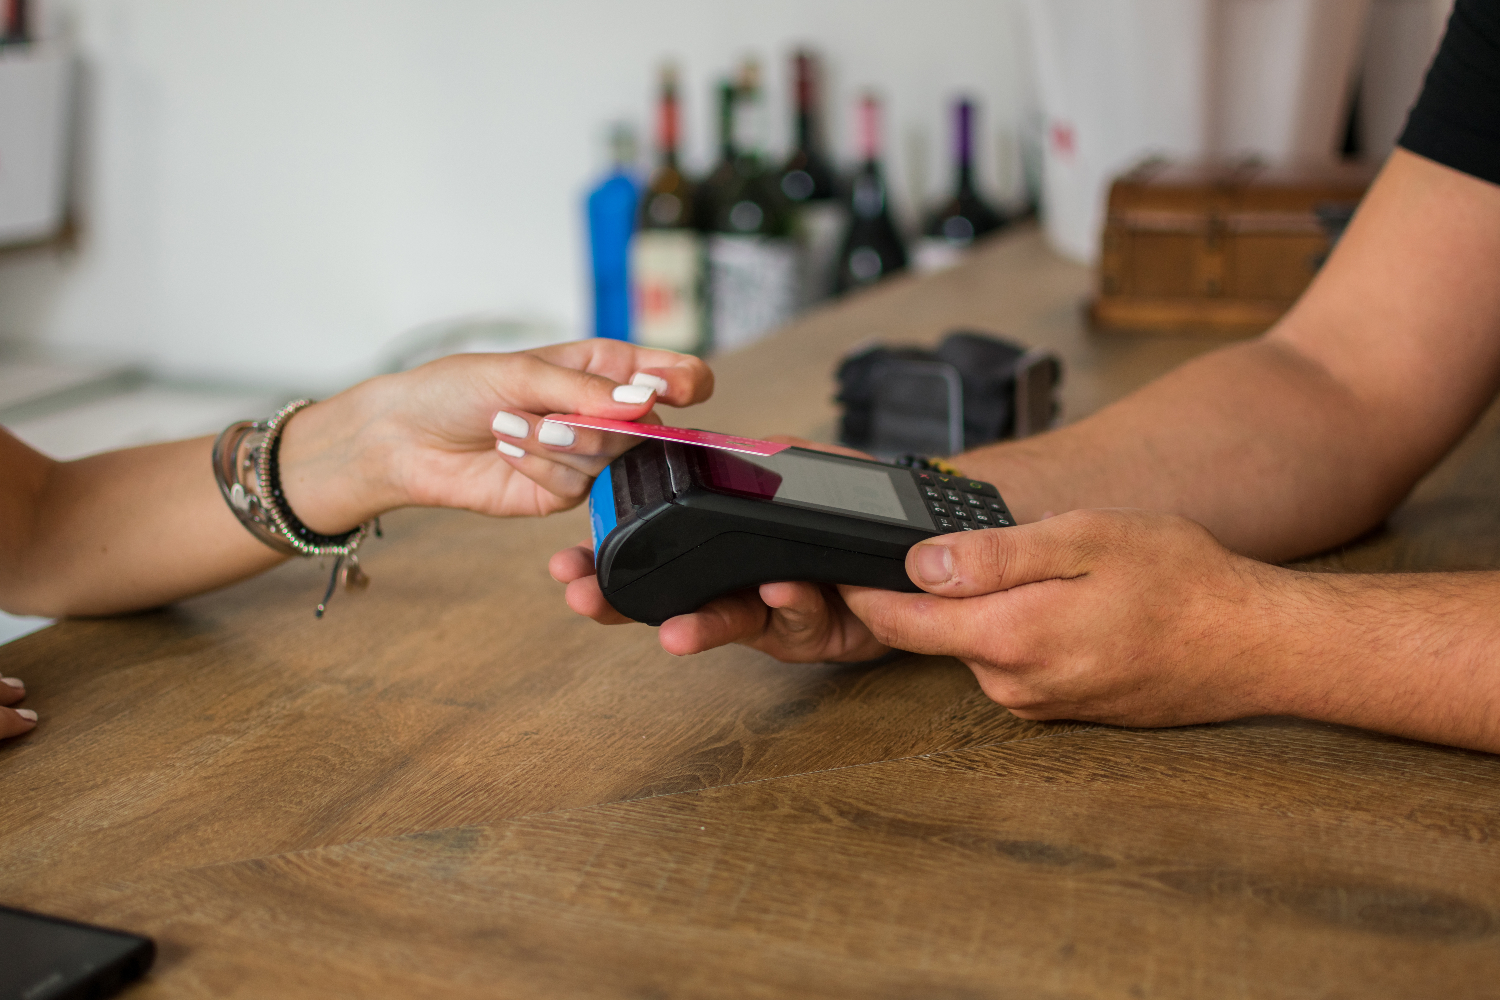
588, 124, 639, 342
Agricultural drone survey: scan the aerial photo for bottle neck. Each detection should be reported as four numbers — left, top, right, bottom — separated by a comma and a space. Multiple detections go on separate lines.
794, 52, 816, 153
718, 84, 736, 162
954, 100, 975, 193
734, 89, 767, 164
657, 89, 680, 170
857, 96, 881, 166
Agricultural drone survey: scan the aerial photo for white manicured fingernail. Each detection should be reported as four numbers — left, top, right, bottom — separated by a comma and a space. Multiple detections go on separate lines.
537, 420, 576, 447
496, 440, 526, 458
16, 708, 37, 722
630, 372, 670, 395
491, 411, 529, 438
612, 384, 655, 404
1, 677, 22, 689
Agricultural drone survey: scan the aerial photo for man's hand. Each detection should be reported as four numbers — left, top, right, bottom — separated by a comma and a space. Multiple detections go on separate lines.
548, 435, 888, 663
841, 509, 1290, 727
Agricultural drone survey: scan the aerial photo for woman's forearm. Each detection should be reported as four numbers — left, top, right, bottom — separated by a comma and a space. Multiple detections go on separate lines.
7, 435, 285, 617
0, 379, 390, 617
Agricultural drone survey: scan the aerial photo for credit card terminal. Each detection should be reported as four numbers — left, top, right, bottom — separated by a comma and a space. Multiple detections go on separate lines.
588, 439, 1016, 625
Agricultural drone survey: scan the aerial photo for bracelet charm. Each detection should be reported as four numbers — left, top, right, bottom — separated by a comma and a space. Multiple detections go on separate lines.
212, 400, 379, 617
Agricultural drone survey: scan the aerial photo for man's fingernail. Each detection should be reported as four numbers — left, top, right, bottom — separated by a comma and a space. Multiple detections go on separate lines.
1, 677, 22, 689
630, 372, 670, 395
612, 384, 655, 404
914, 544, 954, 585
537, 420, 576, 447
15, 708, 37, 722
496, 440, 526, 458
491, 411, 529, 438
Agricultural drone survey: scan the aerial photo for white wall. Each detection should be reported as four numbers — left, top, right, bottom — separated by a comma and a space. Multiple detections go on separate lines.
0, 0, 1033, 390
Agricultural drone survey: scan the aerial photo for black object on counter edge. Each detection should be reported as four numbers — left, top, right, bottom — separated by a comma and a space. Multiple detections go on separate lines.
835, 330, 1062, 458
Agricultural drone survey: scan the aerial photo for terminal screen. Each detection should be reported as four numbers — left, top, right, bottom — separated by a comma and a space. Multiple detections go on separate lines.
698, 448, 916, 524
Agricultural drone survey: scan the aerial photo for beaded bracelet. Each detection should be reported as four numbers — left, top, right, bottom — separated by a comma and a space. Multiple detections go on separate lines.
212, 400, 379, 618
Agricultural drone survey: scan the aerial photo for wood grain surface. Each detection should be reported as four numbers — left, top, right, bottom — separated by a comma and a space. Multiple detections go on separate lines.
4, 225, 1499, 998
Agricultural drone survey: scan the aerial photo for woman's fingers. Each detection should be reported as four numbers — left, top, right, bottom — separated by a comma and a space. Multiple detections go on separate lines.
532, 340, 714, 408
485, 352, 670, 424
0, 676, 24, 707
490, 409, 645, 474
625, 362, 714, 408
491, 449, 599, 510
0, 705, 37, 739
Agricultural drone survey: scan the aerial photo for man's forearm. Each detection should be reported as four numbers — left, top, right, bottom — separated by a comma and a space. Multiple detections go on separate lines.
1256, 568, 1500, 753
960, 338, 1406, 561
959, 150, 1500, 564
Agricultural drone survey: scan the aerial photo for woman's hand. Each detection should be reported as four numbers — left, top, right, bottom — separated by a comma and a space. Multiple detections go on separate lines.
838, 509, 1288, 726
547, 435, 889, 663
278, 340, 714, 532
0, 676, 36, 741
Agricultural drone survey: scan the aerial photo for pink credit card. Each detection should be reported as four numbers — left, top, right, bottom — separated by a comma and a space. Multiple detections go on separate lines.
546, 415, 790, 457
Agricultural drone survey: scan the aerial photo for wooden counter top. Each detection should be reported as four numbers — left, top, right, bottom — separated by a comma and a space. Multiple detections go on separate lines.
4, 225, 1499, 998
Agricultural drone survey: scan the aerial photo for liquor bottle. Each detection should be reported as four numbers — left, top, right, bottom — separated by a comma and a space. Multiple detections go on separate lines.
587, 123, 639, 341
915, 99, 1005, 271
833, 94, 907, 294
631, 64, 707, 354
695, 81, 738, 234
778, 49, 845, 306
779, 50, 838, 203
704, 59, 799, 353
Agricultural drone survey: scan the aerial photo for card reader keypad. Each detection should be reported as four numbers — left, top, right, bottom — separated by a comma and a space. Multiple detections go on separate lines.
913, 470, 1014, 534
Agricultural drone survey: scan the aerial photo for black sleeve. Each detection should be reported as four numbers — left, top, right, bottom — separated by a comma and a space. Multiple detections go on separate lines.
1398, 0, 1500, 187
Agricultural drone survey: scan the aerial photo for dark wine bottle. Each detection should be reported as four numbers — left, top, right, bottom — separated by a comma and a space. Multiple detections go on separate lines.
923, 99, 1004, 247
638, 65, 694, 231
704, 59, 799, 352
834, 94, 907, 294
779, 49, 844, 306
709, 59, 793, 238
632, 64, 707, 353
695, 81, 738, 235
779, 50, 838, 203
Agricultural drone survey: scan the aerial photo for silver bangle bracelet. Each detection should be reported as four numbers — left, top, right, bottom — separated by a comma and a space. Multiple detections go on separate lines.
212, 399, 379, 617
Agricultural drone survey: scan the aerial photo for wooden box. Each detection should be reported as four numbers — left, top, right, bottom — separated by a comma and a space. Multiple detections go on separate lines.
1090, 159, 1375, 333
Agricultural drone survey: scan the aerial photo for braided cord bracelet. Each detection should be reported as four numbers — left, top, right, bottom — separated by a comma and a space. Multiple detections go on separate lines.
212, 399, 380, 617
